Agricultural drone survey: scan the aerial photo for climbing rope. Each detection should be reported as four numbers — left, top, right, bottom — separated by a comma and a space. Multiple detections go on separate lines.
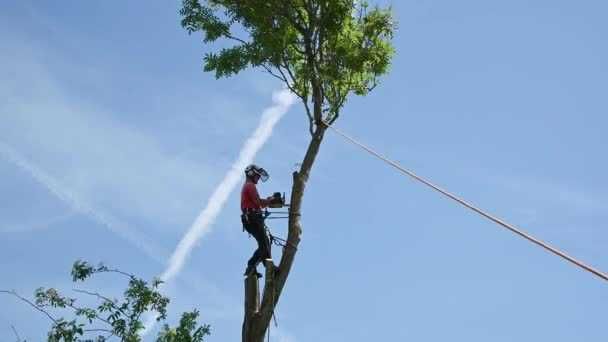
263, 209, 298, 250
266, 228, 298, 250
323, 121, 608, 283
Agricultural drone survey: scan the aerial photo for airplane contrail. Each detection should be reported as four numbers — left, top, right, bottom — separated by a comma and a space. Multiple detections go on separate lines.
142, 89, 295, 336
0, 141, 168, 263
160, 89, 296, 283
0, 211, 75, 234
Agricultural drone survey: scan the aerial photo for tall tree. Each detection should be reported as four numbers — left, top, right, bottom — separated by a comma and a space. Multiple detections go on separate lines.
179, 1, 395, 341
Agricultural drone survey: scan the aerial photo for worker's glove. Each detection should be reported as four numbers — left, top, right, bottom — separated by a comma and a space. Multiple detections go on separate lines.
268, 192, 285, 208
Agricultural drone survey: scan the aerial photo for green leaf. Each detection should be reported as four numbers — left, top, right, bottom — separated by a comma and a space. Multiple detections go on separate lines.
180, 0, 395, 123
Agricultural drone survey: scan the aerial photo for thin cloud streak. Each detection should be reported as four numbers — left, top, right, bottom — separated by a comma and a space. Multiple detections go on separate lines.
161, 89, 296, 283
0, 211, 75, 234
0, 141, 168, 262
0, 34, 215, 229
142, 89, 295, 337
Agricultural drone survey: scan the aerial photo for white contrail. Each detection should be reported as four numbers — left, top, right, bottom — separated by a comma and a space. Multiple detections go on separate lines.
0, 211, 75, 234
0, 141, 167, 263
160, 89, 296, 283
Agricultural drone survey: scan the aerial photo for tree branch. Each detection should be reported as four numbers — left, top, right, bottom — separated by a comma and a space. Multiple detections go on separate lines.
83, 328, 113, 333
67, 301, 113, 326
302, 97, 314, 135
82, 327, 116, 341
73, 289, 115, 306
0, 290, 58, 324
225, 32, 248, 45
101, 268, 136, 280
72, 288, 134, 323
261, 64, 288, 84
277, 2, 308, 35
10, 324, 22, 342
290, 41, 307, 56
277, 59, 314, 135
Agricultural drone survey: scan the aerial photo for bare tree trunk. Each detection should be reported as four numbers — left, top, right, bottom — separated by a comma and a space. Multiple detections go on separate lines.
242, 274, 259, 341
242, 123, 326, 342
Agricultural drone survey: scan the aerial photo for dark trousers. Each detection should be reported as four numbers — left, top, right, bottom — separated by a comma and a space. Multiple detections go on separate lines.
242, 213, 271, 268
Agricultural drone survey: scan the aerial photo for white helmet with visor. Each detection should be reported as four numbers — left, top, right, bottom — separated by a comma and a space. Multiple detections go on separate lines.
244, 164, 269, 182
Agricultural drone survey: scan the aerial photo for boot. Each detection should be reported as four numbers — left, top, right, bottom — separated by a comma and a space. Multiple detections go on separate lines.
244, 265, 262, 278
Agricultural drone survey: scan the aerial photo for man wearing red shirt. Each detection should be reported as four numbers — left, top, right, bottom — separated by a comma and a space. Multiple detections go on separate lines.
241, 164, 273, 277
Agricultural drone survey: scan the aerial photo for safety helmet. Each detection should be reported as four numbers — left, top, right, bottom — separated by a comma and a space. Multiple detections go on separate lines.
244, 164, 269, 182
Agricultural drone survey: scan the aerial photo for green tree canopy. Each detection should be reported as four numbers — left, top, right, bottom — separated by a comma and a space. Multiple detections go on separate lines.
181, 0, 394, 130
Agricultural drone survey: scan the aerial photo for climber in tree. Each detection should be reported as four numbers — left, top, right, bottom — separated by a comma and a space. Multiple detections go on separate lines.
241, 164, 274, 277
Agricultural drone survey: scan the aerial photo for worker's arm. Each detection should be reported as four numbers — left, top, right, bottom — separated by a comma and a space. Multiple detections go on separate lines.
259, 197, 272, 207
247, 183, 271, 208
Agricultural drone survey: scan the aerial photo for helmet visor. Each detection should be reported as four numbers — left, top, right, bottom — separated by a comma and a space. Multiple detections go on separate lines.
257, 168, 269, 182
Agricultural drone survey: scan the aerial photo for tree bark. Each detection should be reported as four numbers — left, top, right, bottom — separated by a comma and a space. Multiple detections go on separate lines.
242, 274, 259, 341
242, 123, 326, 342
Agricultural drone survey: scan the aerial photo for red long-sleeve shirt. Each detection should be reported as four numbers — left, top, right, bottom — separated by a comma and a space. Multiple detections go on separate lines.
241, 181, 266, 211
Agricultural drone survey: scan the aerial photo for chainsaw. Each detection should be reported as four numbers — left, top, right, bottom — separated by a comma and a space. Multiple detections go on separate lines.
268, 192, 288, 208
264, 192, 290, 221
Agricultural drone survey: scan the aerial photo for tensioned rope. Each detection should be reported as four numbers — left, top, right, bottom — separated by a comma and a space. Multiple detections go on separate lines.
322, 122, 608, 283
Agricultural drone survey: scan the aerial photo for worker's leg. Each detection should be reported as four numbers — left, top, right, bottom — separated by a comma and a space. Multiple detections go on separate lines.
244, 214, 271, 270
249, 215, 271, 262
254, 219, 271, 262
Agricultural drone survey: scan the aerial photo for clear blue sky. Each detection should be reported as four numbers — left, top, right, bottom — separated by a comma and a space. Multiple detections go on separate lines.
1, 1, 607, 341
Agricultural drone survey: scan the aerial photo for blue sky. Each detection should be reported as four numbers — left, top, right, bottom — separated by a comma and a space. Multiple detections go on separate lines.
1, 0, 607, 341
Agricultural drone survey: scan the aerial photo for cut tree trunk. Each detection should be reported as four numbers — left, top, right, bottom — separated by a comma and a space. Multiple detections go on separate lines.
242, 125, 326, 342
242, 273, 259, 341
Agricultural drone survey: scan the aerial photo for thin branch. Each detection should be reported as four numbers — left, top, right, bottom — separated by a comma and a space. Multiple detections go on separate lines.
290, 40, 307, 56
0, 290, 58, 324
82, 328, 116, 341
65, 302, 112, 326
308, 0, 322, 59
288, 3, 310, 34
277, 60, 314, 135
311, 26, 320, 57
275, 66, 296, 90
285, 85, 314, 135
225, 32, 248, 45
73, 289, 115, 305
328, 112, 340, 125
279, 58, 297, 86
306, 0, 317, 23
2, 289, 118, 340
261, 64, 288, 83
272, 62, 300, 97
74, 288, 133, 326
102, 330, 116, 340
284, 83, 314, 135
328, 95, 346, 124
358, 1, 365, 22
265, 63, 314, 135
84, 328, 113, 333
277, 3, 308, 35
302, 98, 314, 135
10, 324, 22, 342
279, 58, 314, 135
102, 268, 136, 280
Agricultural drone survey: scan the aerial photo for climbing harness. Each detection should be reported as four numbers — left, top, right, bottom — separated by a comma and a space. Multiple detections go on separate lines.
263, 209, 298, 250
322, 120, 608, 283
267, 229, 297, 250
